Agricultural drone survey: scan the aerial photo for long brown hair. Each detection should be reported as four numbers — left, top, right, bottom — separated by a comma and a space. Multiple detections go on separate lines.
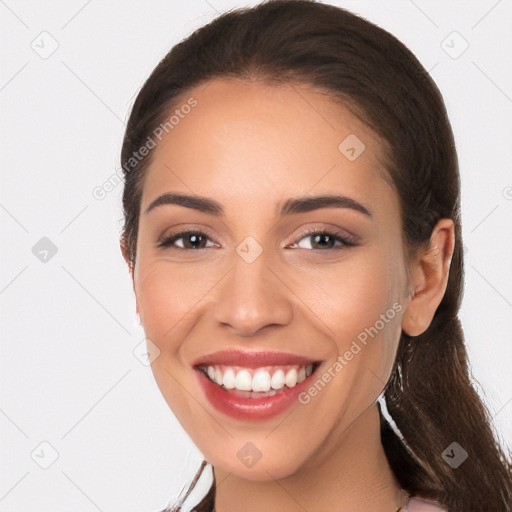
119, 1, 512, 510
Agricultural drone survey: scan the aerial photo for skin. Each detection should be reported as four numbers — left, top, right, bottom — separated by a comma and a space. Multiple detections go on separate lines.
122, 78, 455, 512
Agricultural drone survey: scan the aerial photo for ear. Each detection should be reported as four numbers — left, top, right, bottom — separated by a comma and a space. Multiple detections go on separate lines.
120, 239, 139, 317
120, 238, 134, 277
401, 218, 455, 337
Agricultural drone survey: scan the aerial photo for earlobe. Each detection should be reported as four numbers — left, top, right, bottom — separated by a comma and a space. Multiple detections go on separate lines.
120, 239, 141, 323
120, 240, 131, 271
120, 240, 137, 282
401, 218, 455, 337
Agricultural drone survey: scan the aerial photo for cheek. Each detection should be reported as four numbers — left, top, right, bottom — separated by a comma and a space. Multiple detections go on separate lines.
299, 250, 402, 372
134, 259, 211, 419
134, 258, 211, 352
316, 250, 395, 316
296, 253, 403, 428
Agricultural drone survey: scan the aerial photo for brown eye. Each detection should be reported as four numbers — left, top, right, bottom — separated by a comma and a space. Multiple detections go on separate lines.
158, 231, 215, 250
292, 229, 357, 250
309, 233, 337, 249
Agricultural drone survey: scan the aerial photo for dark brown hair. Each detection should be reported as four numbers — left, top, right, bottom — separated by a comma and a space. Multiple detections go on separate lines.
119, 1, 512, 510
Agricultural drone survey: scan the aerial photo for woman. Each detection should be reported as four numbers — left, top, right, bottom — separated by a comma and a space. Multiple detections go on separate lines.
119, 1, 512, 510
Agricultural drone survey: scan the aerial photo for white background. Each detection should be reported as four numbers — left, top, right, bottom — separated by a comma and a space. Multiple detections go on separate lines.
1, 0, 511, 510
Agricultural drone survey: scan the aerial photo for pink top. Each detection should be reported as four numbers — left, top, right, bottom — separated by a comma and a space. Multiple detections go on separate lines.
403, 496, 448, 511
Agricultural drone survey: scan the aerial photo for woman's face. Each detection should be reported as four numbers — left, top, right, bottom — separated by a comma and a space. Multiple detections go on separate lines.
132, 78, 410, 480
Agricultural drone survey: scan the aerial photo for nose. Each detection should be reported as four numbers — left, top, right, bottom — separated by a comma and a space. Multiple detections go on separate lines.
212, 250, 293, 337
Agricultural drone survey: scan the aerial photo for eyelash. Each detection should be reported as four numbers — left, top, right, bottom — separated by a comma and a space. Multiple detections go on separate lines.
157, 228, 358, 251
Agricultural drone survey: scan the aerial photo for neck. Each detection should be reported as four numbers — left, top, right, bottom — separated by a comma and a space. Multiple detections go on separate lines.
212, 404, 405, 512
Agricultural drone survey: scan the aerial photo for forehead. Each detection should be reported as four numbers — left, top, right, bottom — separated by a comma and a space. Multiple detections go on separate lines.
141, 77, 397, 221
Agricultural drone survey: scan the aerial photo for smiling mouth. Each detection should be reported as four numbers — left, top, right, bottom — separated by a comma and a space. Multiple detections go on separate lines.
196, 362, 322, 398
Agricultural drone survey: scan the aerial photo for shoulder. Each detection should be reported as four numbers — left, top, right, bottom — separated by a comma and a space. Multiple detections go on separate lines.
403, 496, 448, 511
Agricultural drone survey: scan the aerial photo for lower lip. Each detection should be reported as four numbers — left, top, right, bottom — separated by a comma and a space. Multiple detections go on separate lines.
195, 368, 316, 421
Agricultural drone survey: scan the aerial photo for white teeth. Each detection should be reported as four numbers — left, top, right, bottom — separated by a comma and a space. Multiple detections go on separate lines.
214, 367, 223, 386
204, 363, 316, 393
271, 369, 285, 390
235, 370, 252, 391
285, 368, 298, 388
222, 368, 236, 389
252, 370, 271, 392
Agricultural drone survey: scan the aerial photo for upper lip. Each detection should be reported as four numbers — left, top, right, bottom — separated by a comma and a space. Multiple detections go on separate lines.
193, 349, 320, 369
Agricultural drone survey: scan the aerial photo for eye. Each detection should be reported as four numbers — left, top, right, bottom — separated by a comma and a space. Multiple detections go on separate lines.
157, 228, 358, 251
289, 228, 358, 250
157, 230, 217, 250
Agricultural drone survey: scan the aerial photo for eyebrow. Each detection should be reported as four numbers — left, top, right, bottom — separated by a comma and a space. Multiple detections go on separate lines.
144, 193, 372, 218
